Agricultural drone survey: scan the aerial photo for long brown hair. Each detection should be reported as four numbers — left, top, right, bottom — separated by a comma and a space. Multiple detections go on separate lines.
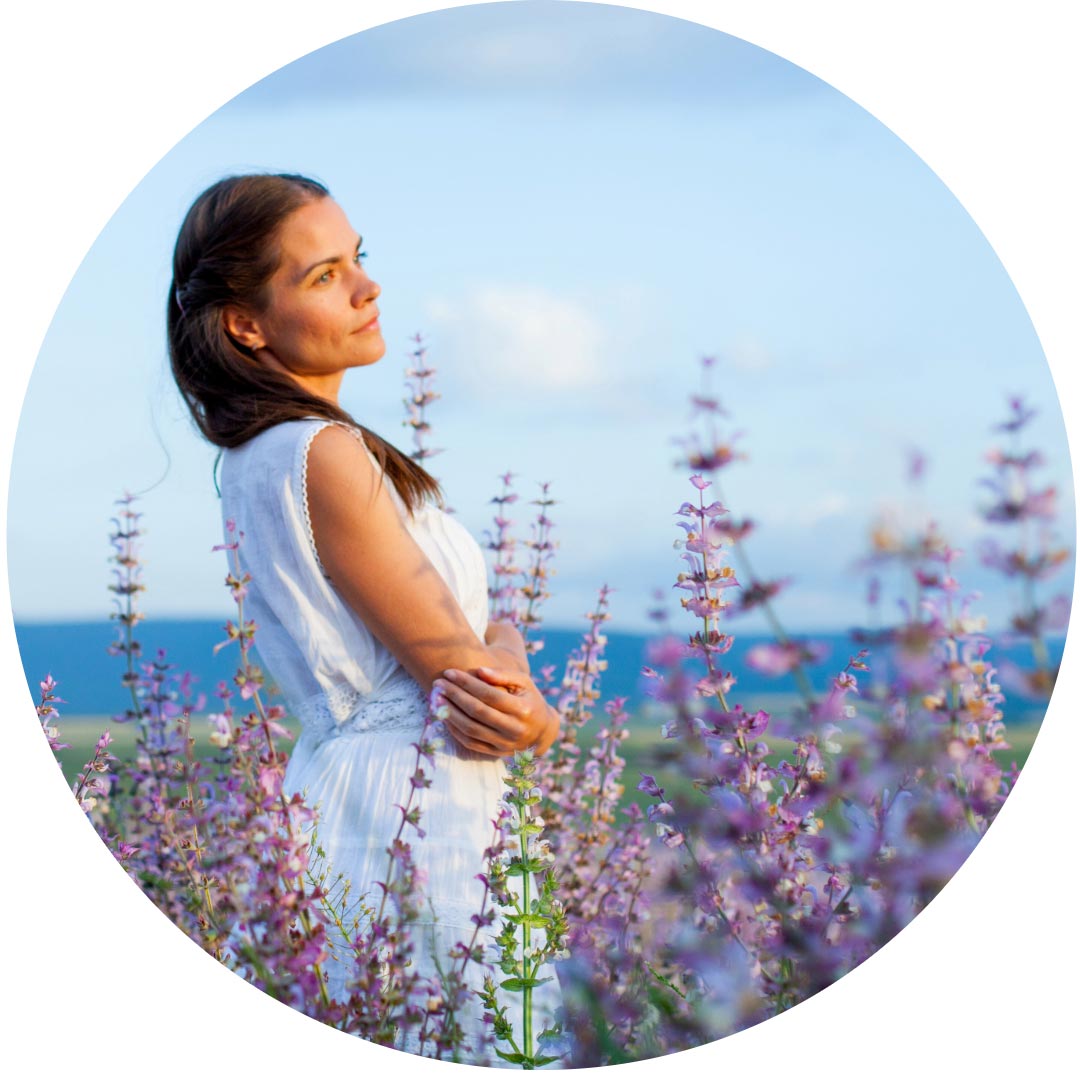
167, 172, 442, 513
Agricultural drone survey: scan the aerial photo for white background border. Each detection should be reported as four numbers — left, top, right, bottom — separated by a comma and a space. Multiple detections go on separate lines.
3, 2, 1075, 1075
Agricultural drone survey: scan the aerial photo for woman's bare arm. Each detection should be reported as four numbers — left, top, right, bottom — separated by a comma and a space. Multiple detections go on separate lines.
304, 425, 550, 754
306, 424, 503, 687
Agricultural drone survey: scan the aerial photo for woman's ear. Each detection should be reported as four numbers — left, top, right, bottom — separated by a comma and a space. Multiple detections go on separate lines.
222, 304, 267, 351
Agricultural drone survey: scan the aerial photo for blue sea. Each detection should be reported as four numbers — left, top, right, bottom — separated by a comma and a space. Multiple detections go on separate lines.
14, 618, 1064, 726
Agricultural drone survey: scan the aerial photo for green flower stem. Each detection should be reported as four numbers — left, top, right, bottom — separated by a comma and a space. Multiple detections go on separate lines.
521, 830, 533, 1061
486, 751, 569, 1068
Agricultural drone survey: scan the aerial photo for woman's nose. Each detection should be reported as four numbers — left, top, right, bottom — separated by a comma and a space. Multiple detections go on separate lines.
352, 267, 380, 305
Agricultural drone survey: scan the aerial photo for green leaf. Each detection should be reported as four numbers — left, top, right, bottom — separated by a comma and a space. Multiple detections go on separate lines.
500, 975, 554, 993
531, 1055, 561, 1067
504, 857, 546, 876
510, 858, 547, 876
646, 962, 688, 1000
507, 913, 549, 929
494, 1051, 526, 1064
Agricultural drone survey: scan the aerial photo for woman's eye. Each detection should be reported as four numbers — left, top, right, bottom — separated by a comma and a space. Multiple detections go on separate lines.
314, 249, 366, 284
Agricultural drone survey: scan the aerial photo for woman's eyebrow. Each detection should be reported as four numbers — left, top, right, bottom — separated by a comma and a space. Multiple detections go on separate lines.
298, 235, 364, 280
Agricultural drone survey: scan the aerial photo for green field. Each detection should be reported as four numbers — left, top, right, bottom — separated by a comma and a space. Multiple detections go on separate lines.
46, 695, 1044, 800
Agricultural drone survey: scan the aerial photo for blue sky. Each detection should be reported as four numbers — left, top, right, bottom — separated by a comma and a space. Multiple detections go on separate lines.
8, 0, 1072, 633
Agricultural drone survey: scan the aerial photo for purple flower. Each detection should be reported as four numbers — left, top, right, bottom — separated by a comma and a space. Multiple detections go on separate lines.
636, 773, 662, 798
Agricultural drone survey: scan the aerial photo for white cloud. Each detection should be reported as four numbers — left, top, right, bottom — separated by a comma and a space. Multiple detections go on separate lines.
723, 335, 775, 373
765, 490, 852, 529
799, 491, 851, 527
440, 28, 594, 77
405, 5, 663, 85
424, 284, 608, 395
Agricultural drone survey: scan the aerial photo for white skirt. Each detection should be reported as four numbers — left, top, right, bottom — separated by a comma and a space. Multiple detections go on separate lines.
285, 717, 565, 1068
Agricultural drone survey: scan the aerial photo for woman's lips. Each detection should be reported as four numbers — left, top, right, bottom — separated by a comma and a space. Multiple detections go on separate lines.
356, 314, 380, 333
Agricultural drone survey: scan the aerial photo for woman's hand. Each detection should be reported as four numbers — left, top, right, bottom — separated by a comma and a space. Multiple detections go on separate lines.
432, 666, 560, 758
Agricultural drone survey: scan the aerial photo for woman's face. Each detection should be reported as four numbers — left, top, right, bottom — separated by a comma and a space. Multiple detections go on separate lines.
227, 196, 385, 398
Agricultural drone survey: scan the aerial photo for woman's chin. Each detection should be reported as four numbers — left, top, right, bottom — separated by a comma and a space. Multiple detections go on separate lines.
367, 339, 388, 364
346, 345, 385, 369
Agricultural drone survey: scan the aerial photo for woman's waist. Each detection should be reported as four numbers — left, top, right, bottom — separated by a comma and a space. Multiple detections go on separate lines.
290, 677, 514, 774
294, 676, 436, 742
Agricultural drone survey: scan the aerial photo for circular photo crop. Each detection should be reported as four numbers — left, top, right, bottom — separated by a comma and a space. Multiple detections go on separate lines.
9, 0, 1074, 1070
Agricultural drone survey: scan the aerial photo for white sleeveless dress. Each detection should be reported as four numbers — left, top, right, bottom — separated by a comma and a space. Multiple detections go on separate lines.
219, 417, 562, 1066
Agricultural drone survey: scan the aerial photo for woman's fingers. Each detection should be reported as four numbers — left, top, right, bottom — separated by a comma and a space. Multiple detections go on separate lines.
442, 667, 526, 704
434, 668, 553, 755
435, 678, 515, 730
441, 700, 509, 756
472, 665, 530, 691
434, 675, 525, 738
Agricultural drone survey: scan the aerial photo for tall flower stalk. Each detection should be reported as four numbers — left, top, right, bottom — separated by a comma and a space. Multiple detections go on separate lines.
519, 482, 558, 654
534, 586, 613, 841
209, 520, 333, 1006
975, 394, 1071, 697
485, 472, 523, 623
479, 749, 569, 1068
106, 492, 147, 731
402, 332, 441, 462
676, 357, 824, 705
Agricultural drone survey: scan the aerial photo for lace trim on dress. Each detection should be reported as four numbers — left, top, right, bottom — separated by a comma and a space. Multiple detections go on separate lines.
297, 420, 332, 578
295, 678, 434, 743
297, 420, 388, 582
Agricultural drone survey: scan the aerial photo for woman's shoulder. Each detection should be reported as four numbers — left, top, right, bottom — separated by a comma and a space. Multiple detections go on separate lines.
303, 422, 388, 505
220, 419, 332, 500
224, 417, 338, 466
222, 419, 389, 513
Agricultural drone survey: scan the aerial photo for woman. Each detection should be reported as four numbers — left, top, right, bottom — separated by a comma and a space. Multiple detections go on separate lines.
167, 172, 563, 1063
